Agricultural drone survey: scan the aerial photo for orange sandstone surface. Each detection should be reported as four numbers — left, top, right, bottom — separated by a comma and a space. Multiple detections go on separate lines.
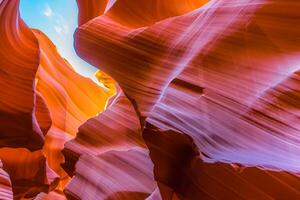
1, 0, 300, 199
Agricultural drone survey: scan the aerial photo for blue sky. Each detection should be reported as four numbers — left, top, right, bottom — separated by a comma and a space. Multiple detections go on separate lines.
20, 0, 98, 81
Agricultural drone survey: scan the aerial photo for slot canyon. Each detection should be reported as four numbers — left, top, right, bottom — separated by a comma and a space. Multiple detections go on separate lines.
0, 0, 300, 199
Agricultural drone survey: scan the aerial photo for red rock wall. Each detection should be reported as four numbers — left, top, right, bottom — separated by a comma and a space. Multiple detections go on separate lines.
1, 0, 300, 199
0, 0, 109, 199
0, 0, 43, 151
68, 0, 300, 199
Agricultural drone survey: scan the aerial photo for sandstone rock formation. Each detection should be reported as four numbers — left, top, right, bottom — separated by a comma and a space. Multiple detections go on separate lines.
0, 161, 13, 200
0, 0, 300, 199
0, 0, 108, 198
0, 0, 43, 151
69, 0, 300, 199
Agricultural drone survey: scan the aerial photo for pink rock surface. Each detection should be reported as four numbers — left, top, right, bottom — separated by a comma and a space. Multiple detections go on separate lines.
63, 89, 145, 176
64, 148, 156, 200
1, 0, 300, 199
33, 27, 109, 193
0, 0, 109, 198
0, 161, 13, 200
73, 0, 300, 199
0, 0, 44, 151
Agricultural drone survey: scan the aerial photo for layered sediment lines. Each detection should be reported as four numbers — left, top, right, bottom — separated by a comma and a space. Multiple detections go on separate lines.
0, 161, 13, 200
34, 29, 109, 192
64, 148, 156, 199
66, 0, 300, 199
0, 0, 44, 151
1, 0, 300, 199
0, 0, 109, 198
62, 89, 145, 175
0, 1, 57, 198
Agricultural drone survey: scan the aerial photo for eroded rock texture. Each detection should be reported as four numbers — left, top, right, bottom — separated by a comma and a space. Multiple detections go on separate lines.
0, 0, 43, 151
64, 148, 156, 199
0, 0, 108, 198
1, 0, 300, 199
0, 161, 13, 200
68, 0, 300, 199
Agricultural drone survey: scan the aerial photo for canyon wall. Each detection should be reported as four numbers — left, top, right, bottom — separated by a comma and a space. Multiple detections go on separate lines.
0, 0, 300, 199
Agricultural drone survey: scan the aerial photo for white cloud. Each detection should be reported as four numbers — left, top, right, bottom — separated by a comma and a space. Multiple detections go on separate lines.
62, 24, 69, 34
41, 3, 70, 36
43, 4, 53, 17
54, 24, 69, 35
54, 26, 63, 35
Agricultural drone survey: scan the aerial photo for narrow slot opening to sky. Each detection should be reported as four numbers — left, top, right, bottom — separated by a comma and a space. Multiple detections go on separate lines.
19, 0, 98, 82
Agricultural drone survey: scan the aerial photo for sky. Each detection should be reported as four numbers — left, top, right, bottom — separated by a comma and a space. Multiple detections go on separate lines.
19, 0, 98, 82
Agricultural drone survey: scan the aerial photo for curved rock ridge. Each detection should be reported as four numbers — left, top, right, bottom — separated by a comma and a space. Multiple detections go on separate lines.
75, 0, 300, 167
144, 127, 300, 199
64, 148, 156, 200
76, 0, 208, 27
143, 0, 300, 173
0, 0, 44, 151
0, 148, 59, 199
103, 0, 209, 28
63, 1, 211, 198
0, 0, 58, 198
74, 0, 209, 116
34, 29, 109, 193
35, 92, 52, 136
1, 0, 110, 199
76, 0, 110, 26
1, 0, 300, 199
62, 88, 144, 176
34, 29, 108, 139
69, 0, 300, 199
0, 161, 13, 200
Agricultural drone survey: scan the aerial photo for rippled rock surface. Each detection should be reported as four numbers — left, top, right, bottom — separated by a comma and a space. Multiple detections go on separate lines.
1, 0, 300, 199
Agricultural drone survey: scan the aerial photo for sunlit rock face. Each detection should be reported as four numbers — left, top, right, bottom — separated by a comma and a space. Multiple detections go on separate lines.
0, 0, 43, 151
71, 0, 300, 199
1, 0, 300, 199
0, 0, 108, 198
34, 29, 109, 193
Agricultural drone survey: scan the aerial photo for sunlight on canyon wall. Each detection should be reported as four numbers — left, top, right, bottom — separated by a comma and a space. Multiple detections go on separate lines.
0, 0, 300, 199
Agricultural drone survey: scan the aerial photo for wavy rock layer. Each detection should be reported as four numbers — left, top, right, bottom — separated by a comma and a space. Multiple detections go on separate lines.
34, 29, 109, 192
0, 148, 59, 199
63, 1, 210, 199
62, 89, 144, 176
74, 0, 209, 116
65, 148, 156, 200
0, 1, 57, 198
66, 0, 300, 199
0, 0, 109, 199
0, 161, 13, 200
0, 0, 44, 151
1, 0, 300, 199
